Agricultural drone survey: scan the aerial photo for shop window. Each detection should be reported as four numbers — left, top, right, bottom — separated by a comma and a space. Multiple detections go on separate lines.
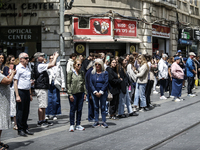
78, 17, 89, 29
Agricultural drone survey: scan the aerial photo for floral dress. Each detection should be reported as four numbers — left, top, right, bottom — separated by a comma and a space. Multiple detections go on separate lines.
0, 73, 11, 130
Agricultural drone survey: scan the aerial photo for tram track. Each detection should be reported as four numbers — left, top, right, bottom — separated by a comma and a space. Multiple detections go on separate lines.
58, 100, 200, 150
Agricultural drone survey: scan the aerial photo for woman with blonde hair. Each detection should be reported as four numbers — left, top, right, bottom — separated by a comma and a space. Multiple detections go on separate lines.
67, 59, 87, 132
90, 59, 109, 128
133, 55, 149, 112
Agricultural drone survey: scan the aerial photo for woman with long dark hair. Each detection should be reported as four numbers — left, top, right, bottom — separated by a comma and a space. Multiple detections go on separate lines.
106, 58, 122, 120
118, 56, 138, 118
0, 53, 6, 74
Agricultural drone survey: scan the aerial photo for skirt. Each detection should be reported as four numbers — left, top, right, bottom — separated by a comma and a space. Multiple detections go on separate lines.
46, 81, 61, 116
171, 78, 183, 98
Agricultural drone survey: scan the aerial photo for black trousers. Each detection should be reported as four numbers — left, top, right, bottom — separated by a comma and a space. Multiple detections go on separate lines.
187, 77, 194, 94
16, 89, 30, 132
145, 80, 154, 107
168, 78, 172, 96
109, 94, 119, 116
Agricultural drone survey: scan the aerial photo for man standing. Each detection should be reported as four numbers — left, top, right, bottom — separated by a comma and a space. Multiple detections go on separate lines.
14, 52, 33, 136
34, 52, 59, 127
81, 53, 93, 73
158, 54, 168, 100
186, 52, 197, 97
66, 53, 77, 73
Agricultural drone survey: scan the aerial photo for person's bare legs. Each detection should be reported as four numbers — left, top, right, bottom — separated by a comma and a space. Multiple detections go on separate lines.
38, 108, 45, 121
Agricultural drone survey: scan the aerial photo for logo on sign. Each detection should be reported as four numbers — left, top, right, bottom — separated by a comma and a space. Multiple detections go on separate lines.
93, 21, 109, 34
130, 45, 136, 53
128, 24, 135, 30
76, 44, 85, 53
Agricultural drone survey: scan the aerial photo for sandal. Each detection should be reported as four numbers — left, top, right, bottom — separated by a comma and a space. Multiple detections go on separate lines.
0, 142, 9, 149
13, 125, 18, 130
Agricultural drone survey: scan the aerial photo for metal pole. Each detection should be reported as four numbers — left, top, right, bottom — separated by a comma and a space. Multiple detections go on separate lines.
60, 0, 67, 89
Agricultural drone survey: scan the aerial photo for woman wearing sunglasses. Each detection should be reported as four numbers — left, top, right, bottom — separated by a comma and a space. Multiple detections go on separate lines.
90, 59, 109, 128
67, 59, 87, 132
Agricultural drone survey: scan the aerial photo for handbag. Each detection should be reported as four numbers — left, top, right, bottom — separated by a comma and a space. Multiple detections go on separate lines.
107, 90, 113, 101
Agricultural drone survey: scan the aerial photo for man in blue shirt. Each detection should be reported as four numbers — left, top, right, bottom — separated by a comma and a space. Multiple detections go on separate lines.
186, 52, 197, 97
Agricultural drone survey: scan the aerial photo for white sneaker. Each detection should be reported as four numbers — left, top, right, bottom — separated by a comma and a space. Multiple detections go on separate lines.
75, 125, 85, 131
170, 95, 174, 98
160, 96, 167, 100
174, 98, 181, 102
69, 125, 74, 132
165, 91, 169, 93
153, 90, 158, 94
53, 116, 57, 120
156, 86, 160, 89
45, 116, 49, 120
139, 108, 144, 112
188, 94, 196, 97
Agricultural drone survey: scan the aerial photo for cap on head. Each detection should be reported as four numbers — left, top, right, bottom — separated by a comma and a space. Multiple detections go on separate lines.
177, 50, 182, 53
174, 56, 181, 61
183, 57, 187, 61
189, 52, 196, 57
162, 54, 168, 58
34, 52, 45, 58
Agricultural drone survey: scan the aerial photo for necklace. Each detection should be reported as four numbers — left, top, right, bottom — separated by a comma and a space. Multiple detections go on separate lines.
97, 73, 101, 80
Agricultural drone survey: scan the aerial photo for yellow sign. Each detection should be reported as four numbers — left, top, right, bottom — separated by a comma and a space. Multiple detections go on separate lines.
76, 44, 85, 53
130, 45, 135, 53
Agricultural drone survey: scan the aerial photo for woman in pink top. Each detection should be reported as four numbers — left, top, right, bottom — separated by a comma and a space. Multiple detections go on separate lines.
171, 57, 184, 102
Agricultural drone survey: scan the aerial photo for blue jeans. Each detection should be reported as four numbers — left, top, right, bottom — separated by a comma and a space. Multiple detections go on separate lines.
118, 87, 133, 115
91, 92, 108, 122
69, 93, 84, 126
134, 83, 147, 107
88, 94, 95, 121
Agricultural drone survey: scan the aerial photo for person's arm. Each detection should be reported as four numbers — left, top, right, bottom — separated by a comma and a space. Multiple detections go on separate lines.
168, 67, 172, 80
60, 65, 65, 91
136, 65, 147, 78
100, 71, 109, 95
188, 61, 197, 74
1, 70, 15, 85
14, 79, 21, 102
48, 52, 59, 69
90, 74, 97, 94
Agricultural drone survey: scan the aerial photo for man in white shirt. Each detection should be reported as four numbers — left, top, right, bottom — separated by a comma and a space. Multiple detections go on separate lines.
14, 52, 33, 136
33, 52, 59, 127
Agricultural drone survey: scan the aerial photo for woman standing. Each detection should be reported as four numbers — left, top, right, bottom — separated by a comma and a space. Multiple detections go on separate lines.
0, 69, 16, 149
90, 59, 109, 128
106, 58, 122, 120
118, 56, 137, 118
46, 54, 65, 120
133, 55, 149, 112
0, 53, 6, 74
67, 59, 87, 132
171, 57, 184, 102
3, 55, 17, 130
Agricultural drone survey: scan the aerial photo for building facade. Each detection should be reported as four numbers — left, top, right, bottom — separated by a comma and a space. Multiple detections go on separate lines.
0, 0, 199, 58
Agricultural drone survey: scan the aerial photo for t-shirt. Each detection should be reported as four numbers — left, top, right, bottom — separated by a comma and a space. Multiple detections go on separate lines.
38, 63, 48, 73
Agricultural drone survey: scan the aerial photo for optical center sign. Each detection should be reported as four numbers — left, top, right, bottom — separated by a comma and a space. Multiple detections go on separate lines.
0, 26, 41, 42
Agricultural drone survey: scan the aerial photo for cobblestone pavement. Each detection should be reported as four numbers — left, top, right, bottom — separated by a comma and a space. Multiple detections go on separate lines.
2, 87, 200, 150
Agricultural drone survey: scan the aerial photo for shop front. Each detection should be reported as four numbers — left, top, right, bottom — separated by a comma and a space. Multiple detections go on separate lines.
0, 26, 41, 58
178, 28, 193, 57
73, 17, 141, 56
152, 24, 170, 56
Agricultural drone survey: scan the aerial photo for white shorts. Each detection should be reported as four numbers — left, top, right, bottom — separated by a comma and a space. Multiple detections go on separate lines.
35, 89, 48, 108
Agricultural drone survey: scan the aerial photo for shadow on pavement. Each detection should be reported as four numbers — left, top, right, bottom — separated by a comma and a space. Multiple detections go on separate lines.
8, 141, 34, 149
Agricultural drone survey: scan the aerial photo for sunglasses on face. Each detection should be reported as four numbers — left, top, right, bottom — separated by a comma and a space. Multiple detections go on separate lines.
49, 58, 53, 59
22, 57, 29, 60
95, 64, 100, 66
77, 64, 82, 67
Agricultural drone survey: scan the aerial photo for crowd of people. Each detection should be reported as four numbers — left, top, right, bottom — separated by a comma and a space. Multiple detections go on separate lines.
0, 49, 199, 149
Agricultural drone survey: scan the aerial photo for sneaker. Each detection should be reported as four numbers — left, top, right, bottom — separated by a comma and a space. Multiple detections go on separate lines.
44, 120, 53, 126
37, 121, 49, 128
188, 94, 196, 97
69, 125, 74, 132
139, 108, 144, 112
101, 122, 108, 128
75, 125, 85, 131
174, 98, 181, 102
160, 96, 167, 100
165, 91, 169, 93
170, 95, 174, 98
45, 116, 49, 120
153, 90, 159, 94
156, 86, 160, 88
129, 112, 139, 116
53, 116, 57, 120
92, 122, 99, 128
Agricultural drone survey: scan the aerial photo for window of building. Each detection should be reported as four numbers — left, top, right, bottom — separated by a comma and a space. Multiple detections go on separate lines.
78, 17, 89, 29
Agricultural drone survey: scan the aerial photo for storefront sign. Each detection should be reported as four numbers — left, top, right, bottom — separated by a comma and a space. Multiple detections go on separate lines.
152, 25, 170, 38
194, 29, 200, 41
0, 26, 41, 42
0, 2, 54, 17
114, 19, 137, 37
178, 39, 192, 45
130, 45, 136, 53
179, 29, 193, 40
73, 18, 111, 36
76, 44, 85, 53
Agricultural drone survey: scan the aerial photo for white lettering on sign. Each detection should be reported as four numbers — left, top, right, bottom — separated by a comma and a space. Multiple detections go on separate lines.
8, 35, 32, 40
128, 24, 135, 29
122, 29, 127, 33
117, 24, 126, 28
116, 29, 121, 33
8, 29, 32, 34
